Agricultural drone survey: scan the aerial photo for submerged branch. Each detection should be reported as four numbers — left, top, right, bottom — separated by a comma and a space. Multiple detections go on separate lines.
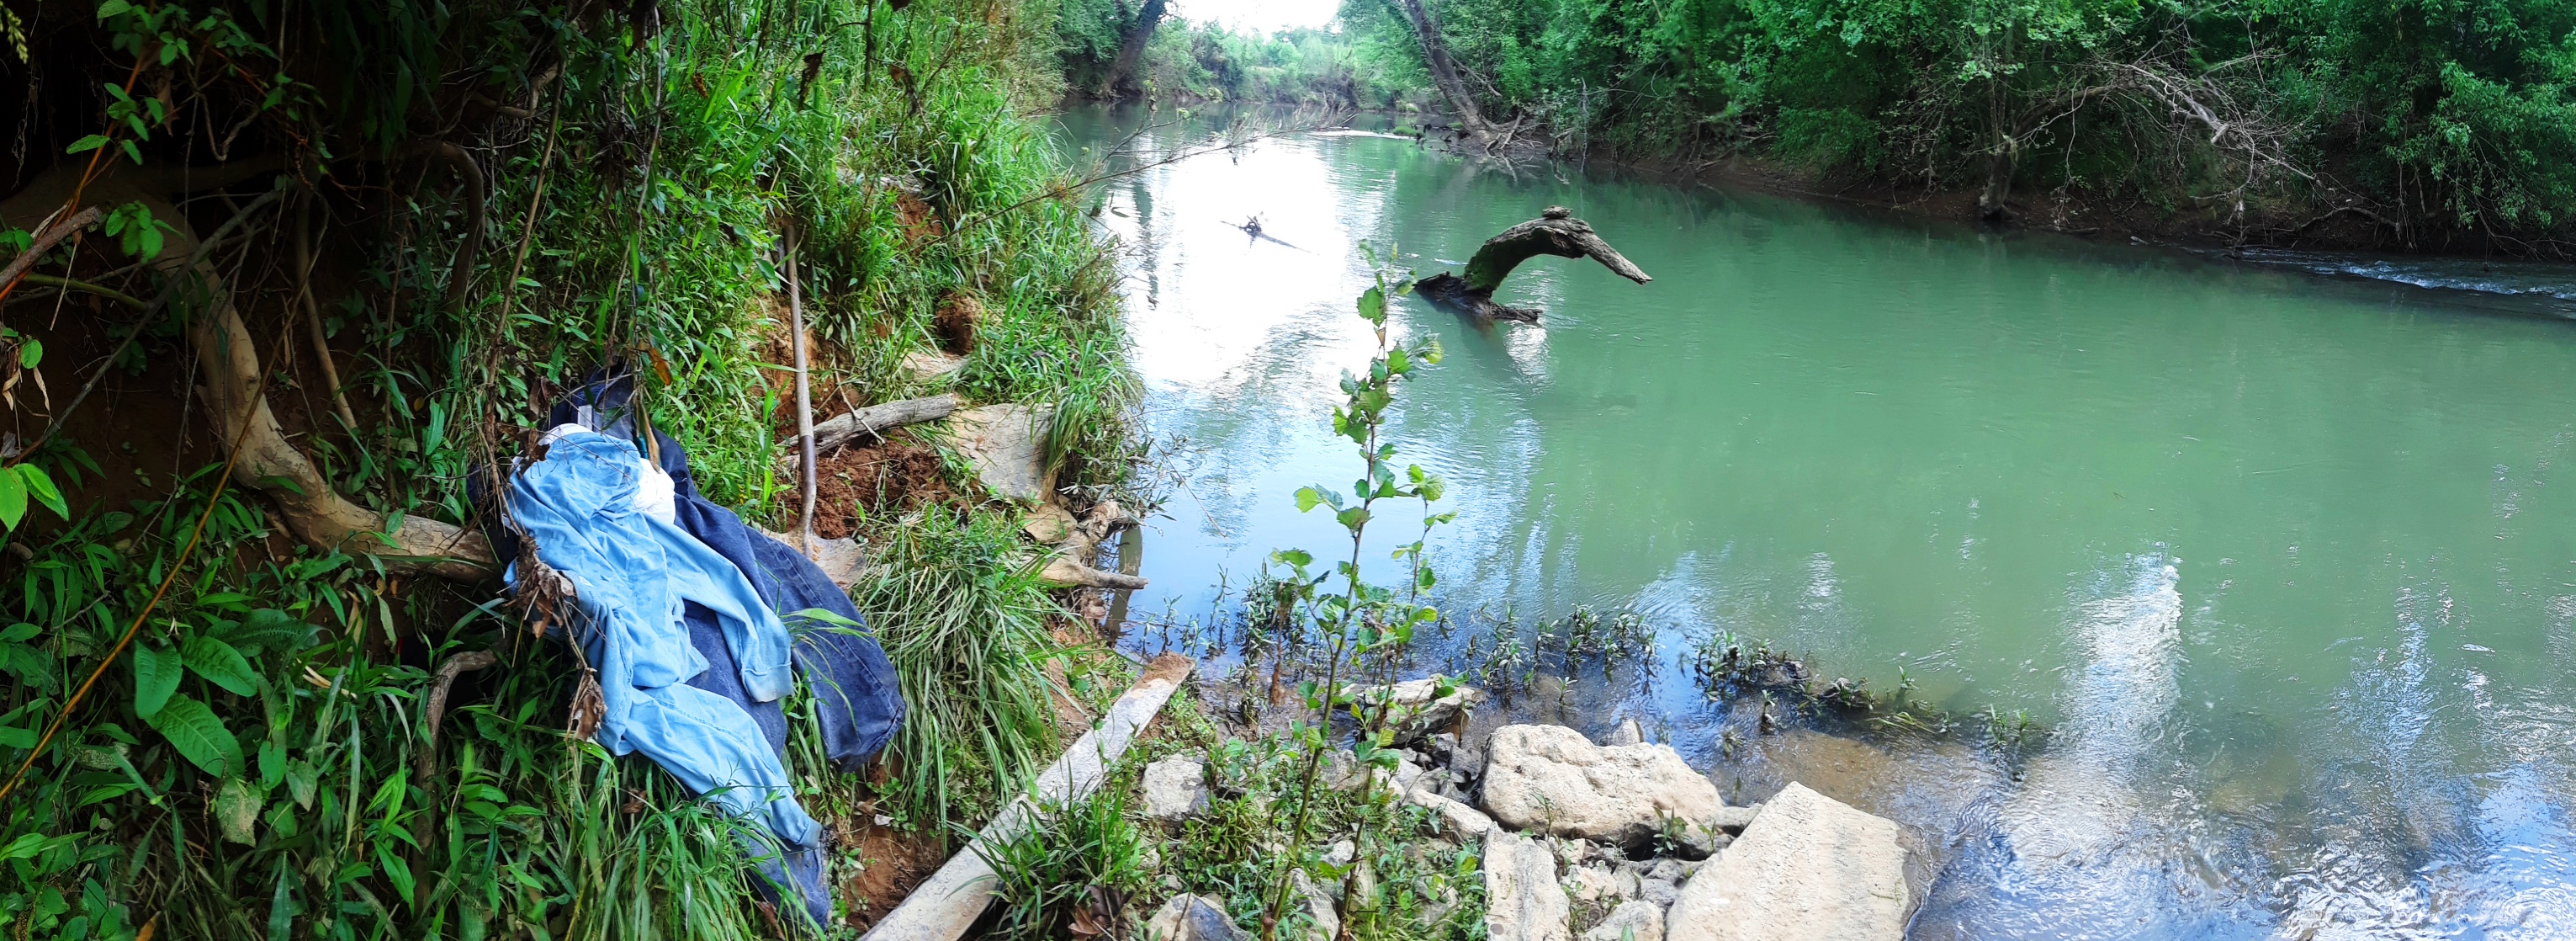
1416, 206, 1651, 321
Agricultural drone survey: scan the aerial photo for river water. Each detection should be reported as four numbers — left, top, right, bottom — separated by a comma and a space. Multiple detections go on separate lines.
1056, 106, 2576, 938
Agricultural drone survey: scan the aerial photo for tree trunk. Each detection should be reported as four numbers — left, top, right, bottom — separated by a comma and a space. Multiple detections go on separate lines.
1392, 0, 1495, 146
1103, 0, 1169, 99
1978, 138, 2016, 221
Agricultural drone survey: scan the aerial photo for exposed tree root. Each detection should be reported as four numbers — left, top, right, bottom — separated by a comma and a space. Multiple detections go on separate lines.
3, 161, 497, 580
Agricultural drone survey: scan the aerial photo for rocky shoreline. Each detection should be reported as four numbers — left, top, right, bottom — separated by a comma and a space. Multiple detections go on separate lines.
1137, 679, 1916, 941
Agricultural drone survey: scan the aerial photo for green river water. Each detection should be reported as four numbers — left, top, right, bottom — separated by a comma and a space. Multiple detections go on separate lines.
1057, 106, 2576, 938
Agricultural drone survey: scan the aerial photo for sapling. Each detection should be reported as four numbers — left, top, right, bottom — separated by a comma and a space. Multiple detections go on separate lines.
1256, 248, 1450, 941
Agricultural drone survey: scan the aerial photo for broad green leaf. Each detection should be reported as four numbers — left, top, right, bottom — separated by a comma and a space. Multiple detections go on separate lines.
0, 725, 34, 748
215, 776, 260, 844
284, 758, 317, 810
183, 634, 258, 696
132, 644, 181, 717
96, 0, 133, 19
16, 337, 39, 368
146, 695, 241, 777
225, 609, 315, 658
257, 740, 284, 789
16, 464, 63, 519
65, 134, 109, 154
0, 467, 24, 530
0, 623, 34, 644
377, 845, 416, 905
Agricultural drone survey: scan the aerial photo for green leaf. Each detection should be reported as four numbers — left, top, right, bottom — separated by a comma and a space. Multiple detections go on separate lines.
215, 776, 260, 844
65, 134, 109, 154
377, 844, 416, 905
224, 609, 315, 658
1358, 285, 1386, 325
96, 0, 132, 19
0, 622, 34, 644
258, 740, 284, 789
0, 725, 34, 748
17, 464, 65, 520
0, 467, 24, 530
16, 337, 40, 368
146, 695, 241, 777
183, 634, 259, 696
284, 758, 316, 810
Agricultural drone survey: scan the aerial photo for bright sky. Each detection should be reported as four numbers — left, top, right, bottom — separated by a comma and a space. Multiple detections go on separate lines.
1180, 0, 1343, 35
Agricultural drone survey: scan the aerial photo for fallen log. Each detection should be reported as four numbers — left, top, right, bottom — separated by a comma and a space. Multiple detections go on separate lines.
859, 653, 1196, 941
809, 392, 959, 452
1415, 206, 1651, 322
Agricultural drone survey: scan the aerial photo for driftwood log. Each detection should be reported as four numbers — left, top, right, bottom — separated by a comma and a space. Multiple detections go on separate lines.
808, 392, 959, 452
1416, 206, 1651, 322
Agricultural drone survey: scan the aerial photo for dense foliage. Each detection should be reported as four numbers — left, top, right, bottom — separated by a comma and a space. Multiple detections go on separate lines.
1323, 0, 2576, 245
1053, 10, 1437, 109
0, 0, 1132, 936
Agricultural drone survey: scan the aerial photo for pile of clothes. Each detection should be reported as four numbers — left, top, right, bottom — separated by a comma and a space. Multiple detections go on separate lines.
493, 375, 904, 931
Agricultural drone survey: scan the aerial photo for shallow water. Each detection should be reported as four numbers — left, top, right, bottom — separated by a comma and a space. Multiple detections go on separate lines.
1057, 105, 2576, 938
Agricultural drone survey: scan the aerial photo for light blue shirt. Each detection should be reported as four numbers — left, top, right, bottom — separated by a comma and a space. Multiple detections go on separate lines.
507, 432, 819, 848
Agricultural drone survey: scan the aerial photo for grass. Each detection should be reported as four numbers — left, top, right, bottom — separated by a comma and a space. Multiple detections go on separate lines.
960, 685, 1492, 941
850, 505, 1068, 838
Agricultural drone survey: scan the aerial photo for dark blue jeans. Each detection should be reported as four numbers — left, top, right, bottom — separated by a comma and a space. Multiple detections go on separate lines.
539, 374, 908, 932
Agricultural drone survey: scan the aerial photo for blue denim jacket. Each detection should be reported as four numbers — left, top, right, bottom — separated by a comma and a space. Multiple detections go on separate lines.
507, 432, 819, 848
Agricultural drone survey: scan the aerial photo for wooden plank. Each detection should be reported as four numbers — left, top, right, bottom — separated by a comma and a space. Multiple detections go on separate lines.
860, 653, 1196, 941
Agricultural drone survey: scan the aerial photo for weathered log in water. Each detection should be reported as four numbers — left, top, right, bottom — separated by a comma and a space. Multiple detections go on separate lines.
1417, 206, 1651, 322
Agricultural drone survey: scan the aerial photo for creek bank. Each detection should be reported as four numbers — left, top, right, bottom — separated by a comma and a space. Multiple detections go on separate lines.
1390, 116, 2534, 265
1139, 692, 1916, 941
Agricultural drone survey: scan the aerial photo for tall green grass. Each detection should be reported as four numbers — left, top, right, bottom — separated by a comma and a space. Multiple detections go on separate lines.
850, 506, 1066, 836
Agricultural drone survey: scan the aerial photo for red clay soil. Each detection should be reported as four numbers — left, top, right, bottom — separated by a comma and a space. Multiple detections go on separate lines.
807, 436, 958, 540
835, 815, 951, 933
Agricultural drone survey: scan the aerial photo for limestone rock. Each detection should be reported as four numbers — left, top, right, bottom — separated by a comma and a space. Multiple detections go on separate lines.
1343, 679, 1484, 744
1142, 755, 1210, 821
1706, 804, 1761, 834
1023, 503, 1079, 544
949, 403, 1057, 502
1562, 864, 1636, 906
902, 350, 966, 383
1580, 901, 1664, 941
1424, 731, 1486, 780
1291, 869, 1340, 941
1484, 827, 1571, 941
1145, 895, 1246, 941
1480, 725, 1725, 846
1635, 875, 1678, 909
1327, 840, 1357, 868
1405, 783, 1497, 838
1662, 783, 1909, 941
